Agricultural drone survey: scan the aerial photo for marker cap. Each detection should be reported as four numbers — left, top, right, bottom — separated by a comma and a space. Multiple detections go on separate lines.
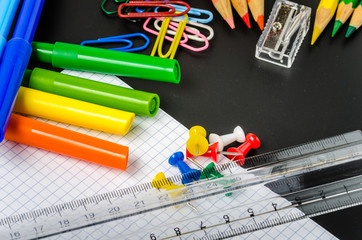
5, 113, 129, 170
26, 68, 160, 117
31, 41, 181, 84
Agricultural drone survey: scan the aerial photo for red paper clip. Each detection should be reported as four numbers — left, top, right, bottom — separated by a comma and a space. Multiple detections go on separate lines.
118, 1, 190, 18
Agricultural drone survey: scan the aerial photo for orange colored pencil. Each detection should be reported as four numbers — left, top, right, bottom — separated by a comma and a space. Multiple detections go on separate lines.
5, 113, 129, 170
247, 0, 264, 30
231, 0, 251, 28
212, 0, 235, 29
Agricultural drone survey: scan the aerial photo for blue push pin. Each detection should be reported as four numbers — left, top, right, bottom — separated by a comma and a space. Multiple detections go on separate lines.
168, 152, 201, 184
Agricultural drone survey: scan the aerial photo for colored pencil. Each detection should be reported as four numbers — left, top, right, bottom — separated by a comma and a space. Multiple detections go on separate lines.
311, 0, 339, 45
231, 0, 251, 28
247, 0, 264, 30
346, 0, 362, 37
332, 0, 360, 36
211, 0, 235, 29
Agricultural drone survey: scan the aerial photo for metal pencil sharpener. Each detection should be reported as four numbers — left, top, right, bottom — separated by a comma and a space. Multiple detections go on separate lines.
255, 0, 311, 68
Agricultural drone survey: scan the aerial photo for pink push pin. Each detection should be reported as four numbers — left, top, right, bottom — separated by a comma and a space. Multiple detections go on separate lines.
226, 133, 260, 166
209, 126, 246, 152
186, 142, 219, 163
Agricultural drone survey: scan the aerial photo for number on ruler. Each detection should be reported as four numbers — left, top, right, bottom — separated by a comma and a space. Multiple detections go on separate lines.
108, 206, 120, 215
34, 225, 44, 234
84, 213, 96, 221
174, 227, 182, 236
247, 208, 255, 217
59, 219, 70, 228
9, 232, 21, 240
200, 221, 206, 230
150, 233, 157, 240
134, 200, 145, 208
223, 215, 230, 224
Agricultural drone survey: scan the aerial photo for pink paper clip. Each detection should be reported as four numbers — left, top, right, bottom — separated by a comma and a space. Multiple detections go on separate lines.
143, 17, 189, 44
118, 1, 190, 18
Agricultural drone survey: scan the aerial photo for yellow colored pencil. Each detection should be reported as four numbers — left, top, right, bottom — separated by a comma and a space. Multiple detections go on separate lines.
231, 0, 251, 28
247, 0, 264, 30
346, 0, 362, 37
212, 0, 235, 29
332, 0, 360, 37
311, 0, 339, 45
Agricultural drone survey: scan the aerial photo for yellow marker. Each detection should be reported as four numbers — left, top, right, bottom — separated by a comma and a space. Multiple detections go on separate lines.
152, 172, 185, 198
186, 126, 209, 156
311, 0, 339, 45
14, 87, 135, 135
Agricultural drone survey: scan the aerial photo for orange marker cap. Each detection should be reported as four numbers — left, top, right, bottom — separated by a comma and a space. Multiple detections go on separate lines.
4, 114, 129, 170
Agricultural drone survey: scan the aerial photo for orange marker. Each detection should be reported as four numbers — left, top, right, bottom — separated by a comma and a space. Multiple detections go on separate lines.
247, 0, 264, 30
4, 114, 129, 170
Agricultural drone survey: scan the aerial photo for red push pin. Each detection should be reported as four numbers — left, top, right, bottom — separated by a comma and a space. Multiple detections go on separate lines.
226, 133, 260, 166
186, 142, 219, 163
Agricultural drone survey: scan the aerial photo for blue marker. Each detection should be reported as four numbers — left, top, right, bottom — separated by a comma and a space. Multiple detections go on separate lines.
0, 0, 21, 59
0, 0, 45, 142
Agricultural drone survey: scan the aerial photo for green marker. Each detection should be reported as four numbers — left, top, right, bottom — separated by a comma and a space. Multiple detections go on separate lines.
22, 68, 160, 117
332, 0, 359, 37
31, 41, 181, 84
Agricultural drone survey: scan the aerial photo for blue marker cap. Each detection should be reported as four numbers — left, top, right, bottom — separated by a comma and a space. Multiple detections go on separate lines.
0, 0, 45, 142
0, 0, 21, 59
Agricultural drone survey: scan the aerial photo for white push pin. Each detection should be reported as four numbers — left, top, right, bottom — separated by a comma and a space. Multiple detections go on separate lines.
209, 126, 246, 152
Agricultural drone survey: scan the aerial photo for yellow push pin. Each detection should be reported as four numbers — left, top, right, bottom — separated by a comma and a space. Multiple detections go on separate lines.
186, 126, 209, 156
152, 172, 185, 198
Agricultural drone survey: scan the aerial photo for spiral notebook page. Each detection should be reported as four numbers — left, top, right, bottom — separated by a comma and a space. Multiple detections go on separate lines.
0, 71, 335, 239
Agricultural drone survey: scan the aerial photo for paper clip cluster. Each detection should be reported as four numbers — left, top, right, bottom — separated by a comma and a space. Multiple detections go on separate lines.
87, 0, 214, 59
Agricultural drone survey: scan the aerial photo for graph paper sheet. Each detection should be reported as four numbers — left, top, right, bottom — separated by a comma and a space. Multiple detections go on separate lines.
0, 71, 336, 239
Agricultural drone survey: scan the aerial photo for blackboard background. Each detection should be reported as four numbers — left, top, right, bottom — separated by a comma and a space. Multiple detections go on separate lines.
31, 0, 362, 239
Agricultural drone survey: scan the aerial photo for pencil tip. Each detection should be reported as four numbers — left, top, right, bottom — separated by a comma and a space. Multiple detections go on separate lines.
242, 13, 251, 28
345, 26, 356, 38
332, 21, 343, 37
311, 27, 321, 45
256, 15, 264, 30
225, 17, 235, 29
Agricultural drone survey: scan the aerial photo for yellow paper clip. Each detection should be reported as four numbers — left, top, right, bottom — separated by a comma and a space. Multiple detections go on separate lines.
151, 13, 188, 59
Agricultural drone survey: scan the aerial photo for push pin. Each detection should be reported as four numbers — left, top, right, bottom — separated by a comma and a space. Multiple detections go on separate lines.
187, 157, 223, 179
169, 151, 201, 184
152, 172, 186, 198
186, 126, 209, 156
209, 126, 246, 152
187, 157, 232, 196
226, 133, 261, 165
186, 142, 219, 163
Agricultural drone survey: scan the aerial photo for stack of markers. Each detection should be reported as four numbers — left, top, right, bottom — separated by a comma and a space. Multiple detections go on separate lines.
0, 0, 187, 171
153, 125, 261, 197
311, 0, 362, 45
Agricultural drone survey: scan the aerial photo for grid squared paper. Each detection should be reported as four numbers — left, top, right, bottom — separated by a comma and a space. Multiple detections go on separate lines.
0, 71, 336, 239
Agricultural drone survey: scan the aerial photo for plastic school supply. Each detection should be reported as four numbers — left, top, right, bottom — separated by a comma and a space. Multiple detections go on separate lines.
81, 33, 150, 52
256, 0, 311, 68
155, 4, 214, 23
23, 68, 160, 117
0, 0, 45, 142
186, 126, 209, 156
0, 0, 21, 59
2, 130, 361, 239
13, 87, 135, 135
151, 14, 188, 59
31, 41, 181, 83
5, 113, 129, 170
118, 1, 190, 18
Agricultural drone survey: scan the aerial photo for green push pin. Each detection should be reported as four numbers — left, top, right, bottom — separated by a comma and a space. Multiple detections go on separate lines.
187, 157, 232, 196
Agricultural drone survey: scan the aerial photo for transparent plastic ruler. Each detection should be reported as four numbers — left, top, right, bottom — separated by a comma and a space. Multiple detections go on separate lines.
1, 130, 362, 240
